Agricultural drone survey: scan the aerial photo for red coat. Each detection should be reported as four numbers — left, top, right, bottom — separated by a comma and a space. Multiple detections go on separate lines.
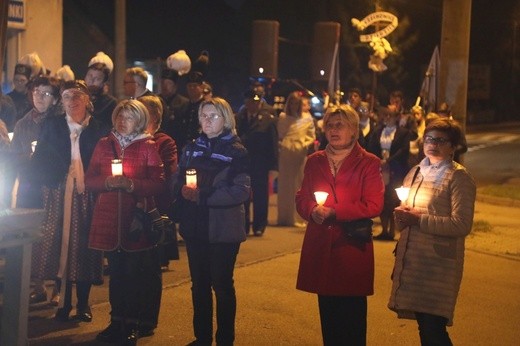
295, 143, 384, 296
153, 131, 177, 214
86, 133, 165, 251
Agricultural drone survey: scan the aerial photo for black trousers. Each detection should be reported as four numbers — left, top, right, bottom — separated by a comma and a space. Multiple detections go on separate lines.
318, 295, 367, 346
106, 248, 161, 326
245, 170, 269, 233
185, 240, 240, 345
415, 312, 453, 346
56, 279, 91, 311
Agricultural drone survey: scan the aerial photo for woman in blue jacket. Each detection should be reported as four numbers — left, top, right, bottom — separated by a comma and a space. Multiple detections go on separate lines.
175, 97, 250, 346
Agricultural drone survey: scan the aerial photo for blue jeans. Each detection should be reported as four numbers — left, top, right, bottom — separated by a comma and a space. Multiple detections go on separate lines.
185, 240, 240, 345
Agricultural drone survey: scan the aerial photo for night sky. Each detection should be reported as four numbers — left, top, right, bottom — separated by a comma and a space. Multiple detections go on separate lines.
63, 0, 519, 113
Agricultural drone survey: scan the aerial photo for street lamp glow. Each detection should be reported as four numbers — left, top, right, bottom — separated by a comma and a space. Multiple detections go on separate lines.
319, 69, 325, 76
258, 67, 264, 74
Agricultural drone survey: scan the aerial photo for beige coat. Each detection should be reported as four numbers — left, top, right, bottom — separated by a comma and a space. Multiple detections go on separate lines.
388, 159, 476, 325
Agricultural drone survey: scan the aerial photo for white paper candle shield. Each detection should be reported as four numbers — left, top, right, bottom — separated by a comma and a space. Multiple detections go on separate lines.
111, 159, 123, 176
186, 169, 197, 188
314, 191, 329, 206
395, 186, 410, 202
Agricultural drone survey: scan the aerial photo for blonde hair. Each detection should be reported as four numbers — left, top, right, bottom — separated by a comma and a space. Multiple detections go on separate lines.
199, 97, 236, 134
323, 104, 359, 132
112, 99, 150, 134
283, 91, 303, 117
138, 95, 163, 132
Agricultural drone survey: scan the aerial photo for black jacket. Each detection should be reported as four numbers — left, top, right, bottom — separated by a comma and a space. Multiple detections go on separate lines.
31, 114, 108, 188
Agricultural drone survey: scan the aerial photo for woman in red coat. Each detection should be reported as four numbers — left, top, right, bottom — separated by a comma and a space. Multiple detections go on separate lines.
85, 99, 164, 345
295, 104, 384, 346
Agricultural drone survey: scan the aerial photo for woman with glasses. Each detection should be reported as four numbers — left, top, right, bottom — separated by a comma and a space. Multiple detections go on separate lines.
11, 76, 61, 209
389, 117, 476, 345
295, 105, 384, 345
174, 97, 250, 346
30, 80, 107, 321
12, 76, 62, 306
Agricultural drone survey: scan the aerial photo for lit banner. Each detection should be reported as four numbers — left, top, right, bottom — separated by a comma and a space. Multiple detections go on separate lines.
8, 0, 26, 29
351, 12, 398, 42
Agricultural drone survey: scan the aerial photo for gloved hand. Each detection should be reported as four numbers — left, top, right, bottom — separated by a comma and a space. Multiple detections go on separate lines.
181, 185, 199, 202
105, 176, 134, 192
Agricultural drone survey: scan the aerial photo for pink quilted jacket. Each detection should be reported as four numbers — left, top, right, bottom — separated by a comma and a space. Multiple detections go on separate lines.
86, 133, 165, 251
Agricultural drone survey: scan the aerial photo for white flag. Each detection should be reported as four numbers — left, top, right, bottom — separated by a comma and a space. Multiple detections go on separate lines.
420, 46, 440, 113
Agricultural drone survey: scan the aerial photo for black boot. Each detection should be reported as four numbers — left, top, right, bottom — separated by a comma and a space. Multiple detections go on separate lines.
122, 323, 139, 345
96, 320, 122, 343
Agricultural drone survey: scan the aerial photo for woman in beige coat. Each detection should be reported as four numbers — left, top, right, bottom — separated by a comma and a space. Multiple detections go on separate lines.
389, 118, 476, 345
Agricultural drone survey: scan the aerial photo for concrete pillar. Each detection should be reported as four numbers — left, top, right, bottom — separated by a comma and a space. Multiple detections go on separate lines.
439, 0, 472, 131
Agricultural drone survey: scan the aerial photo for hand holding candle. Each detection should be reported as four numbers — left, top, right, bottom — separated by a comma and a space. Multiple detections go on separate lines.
314, 191, 329, 206
111, 159, 123, 176
186, 169, 197, 188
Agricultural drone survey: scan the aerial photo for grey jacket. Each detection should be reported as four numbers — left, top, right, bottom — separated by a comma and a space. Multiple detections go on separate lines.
388, 159, 476, 325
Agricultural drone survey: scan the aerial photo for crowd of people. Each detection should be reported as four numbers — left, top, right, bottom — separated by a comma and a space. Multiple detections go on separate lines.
0, 49, 476, 346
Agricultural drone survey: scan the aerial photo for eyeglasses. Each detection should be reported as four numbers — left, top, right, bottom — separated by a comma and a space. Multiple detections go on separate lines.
32, 90, 53, 98
424, 135, 450, 145
199, 113, 223, 122
117, 115, 137, 123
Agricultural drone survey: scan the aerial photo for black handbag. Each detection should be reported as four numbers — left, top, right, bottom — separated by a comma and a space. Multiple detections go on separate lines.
129, 207, 175, 245
341, 218, 374, 242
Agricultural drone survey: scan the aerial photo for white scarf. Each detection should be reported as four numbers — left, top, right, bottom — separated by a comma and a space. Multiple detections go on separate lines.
57, 114, 90, 301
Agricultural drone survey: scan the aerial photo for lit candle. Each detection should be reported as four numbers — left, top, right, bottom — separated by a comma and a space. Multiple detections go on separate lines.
186, 169, 197, 188
8, 132, 13, 141
314, 191, 329, 206
111, 159, 123, 176
395, 186, 410, 205
31, 141, 37, 153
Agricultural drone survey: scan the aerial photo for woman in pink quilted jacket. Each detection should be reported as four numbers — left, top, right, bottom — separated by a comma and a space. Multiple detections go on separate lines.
86, 99, 164, 345
390, 118, 476, 345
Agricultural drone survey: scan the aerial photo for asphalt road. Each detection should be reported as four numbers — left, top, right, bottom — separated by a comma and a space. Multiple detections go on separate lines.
23, 124, 520, 345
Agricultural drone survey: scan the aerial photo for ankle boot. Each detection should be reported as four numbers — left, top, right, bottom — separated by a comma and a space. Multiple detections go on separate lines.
122, 323, 139, 345
96, 320, 122, 343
